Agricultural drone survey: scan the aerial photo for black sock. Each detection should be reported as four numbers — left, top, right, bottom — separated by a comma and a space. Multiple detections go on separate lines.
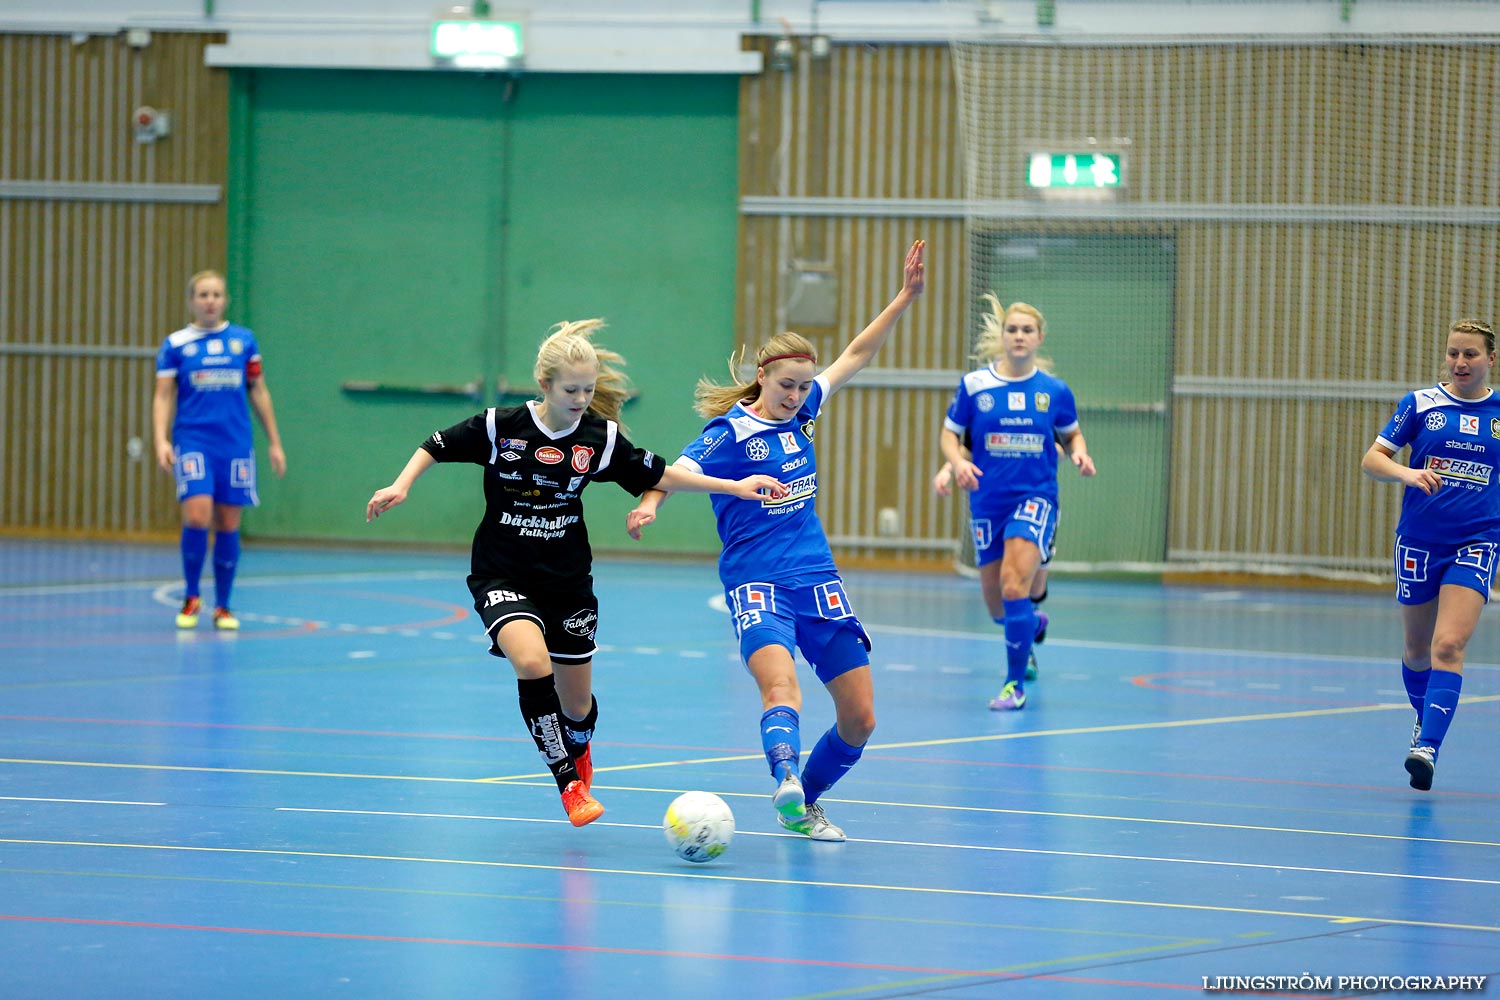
562, 695, 598, 757
517, 675, 579, 792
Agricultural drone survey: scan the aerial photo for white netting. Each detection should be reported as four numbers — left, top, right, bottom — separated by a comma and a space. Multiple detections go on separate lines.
947, 30, 1500, 581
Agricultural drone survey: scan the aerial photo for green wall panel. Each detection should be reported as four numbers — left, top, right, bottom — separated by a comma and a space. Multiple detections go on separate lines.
231, 70, 739, 555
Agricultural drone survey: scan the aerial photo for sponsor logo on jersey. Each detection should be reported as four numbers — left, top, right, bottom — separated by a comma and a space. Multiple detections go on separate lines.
571, 445, 594, 473
778, 431, 801, 454
498, 511, 580, 531
746, 438, 771, 461
976, 393, 994, 413
1460, 414, 1480, 435
801, 419, 816, 441
494, 469, 521, 480
568, 476, 584, 491
533, 475, 560, 487
535, 446, 565, 464
1008, 392, 1026, 410
984, 431, 1047, 454
1446, 439, 1486, 453
781, 455, 808, 473
484, 589, 526, 607
1492, 418, 1500, 439
432, 431, 445, 449
499, 450, 522, 462
189, 369, 243, 389
207, 339, 224, 355
563, 608, 598, 638
1425, 411, 1447, 431
700, 430, 728, 459
502, 438, 528, 452
763, 472, 816, 507
1035, 392, 1050, 412
1425, 455, 1493, 485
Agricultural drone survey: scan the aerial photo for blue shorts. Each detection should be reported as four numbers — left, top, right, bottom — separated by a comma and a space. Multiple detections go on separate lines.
725, 576, 872, 683
1395, 534, 1497, 605
971, 496, 1058, 569
175, 445, 259, 506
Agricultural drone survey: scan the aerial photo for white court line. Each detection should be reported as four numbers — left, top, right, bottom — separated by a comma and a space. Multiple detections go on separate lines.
0, 569, 456, 600
8, 574, 1497, 672
0, 796, 164, 806
274, 806, 1500, 889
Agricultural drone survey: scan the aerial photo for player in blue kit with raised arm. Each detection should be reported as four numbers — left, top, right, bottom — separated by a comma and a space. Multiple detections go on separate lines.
1361, 318, 1500, 791
152, 270, 286, 630
940, 295, 1094, 711
628, 240, 924, 842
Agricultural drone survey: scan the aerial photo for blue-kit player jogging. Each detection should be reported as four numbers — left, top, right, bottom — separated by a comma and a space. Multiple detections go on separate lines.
939, 294, 1094, 712
1362, 318, 1500, 791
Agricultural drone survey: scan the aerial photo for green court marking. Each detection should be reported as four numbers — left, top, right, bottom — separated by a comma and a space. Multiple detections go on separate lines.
2, 837, 1496, 933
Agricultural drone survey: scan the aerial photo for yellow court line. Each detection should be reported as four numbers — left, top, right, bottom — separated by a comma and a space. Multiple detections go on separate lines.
3, 837, 1496, 934
8, 697, 1498, 800
482, 696, 1500, 781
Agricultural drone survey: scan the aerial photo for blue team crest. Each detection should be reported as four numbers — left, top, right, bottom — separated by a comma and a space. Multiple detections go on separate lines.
183, 342, 199, 356
1425, 411, 1446, 431
976, 393, 994, 413
746, 438, 771, 461
1035, 392, 1050, 412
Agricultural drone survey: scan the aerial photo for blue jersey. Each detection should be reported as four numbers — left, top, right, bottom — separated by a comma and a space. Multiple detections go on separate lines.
155, 323, 260, 452
678, 375, 835, 589
943, 365, 1079, 513
1376, 384, 1500, 544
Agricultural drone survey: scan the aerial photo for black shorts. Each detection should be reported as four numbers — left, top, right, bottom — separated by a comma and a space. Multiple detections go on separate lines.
466, 575, 599, 663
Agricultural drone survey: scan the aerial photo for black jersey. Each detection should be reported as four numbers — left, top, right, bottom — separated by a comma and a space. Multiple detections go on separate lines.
422, 401, 667, 589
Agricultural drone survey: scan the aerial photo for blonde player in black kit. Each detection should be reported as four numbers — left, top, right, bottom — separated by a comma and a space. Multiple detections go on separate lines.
367, 320, 785, 826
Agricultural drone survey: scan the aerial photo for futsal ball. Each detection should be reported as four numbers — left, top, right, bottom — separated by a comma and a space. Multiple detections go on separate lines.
663, 791, 734, 863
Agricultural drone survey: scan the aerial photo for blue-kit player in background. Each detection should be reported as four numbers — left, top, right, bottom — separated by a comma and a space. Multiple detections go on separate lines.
939, 294, 1094, 712
366, 320, 785, 828
628, 240, 926, 842
1361, 318, 1500, 791
152, 270, 286, 631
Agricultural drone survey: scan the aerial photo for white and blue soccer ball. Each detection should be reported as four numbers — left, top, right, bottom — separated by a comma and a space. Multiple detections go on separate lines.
663, 791, 735, 863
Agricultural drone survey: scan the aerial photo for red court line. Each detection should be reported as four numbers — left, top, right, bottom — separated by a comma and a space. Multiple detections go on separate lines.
0, 913, 1225, 991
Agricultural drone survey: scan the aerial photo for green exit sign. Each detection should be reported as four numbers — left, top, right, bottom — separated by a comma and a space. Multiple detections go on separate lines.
1027, 152, 1123, 189
431, 20, 523, 69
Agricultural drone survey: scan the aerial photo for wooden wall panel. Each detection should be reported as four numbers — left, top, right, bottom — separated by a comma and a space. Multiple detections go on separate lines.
0, 31, 228, 536
740, 39, 1500, 573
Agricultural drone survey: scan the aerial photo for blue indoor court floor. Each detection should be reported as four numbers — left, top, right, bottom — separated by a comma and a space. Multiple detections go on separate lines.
1, 537, 1497, 999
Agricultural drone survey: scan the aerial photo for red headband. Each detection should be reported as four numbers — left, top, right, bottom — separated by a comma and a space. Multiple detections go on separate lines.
759, 352, 816, 367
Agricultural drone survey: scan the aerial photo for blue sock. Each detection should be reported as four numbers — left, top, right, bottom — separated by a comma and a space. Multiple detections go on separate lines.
1001, 597, 1034, 686
212, 530, 240, 609
1418, 669, 1463, 750
1401, 662, 1430, 715
802, 726, 863, 805
760, 706, 800, 780
180, 526, 209, 599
